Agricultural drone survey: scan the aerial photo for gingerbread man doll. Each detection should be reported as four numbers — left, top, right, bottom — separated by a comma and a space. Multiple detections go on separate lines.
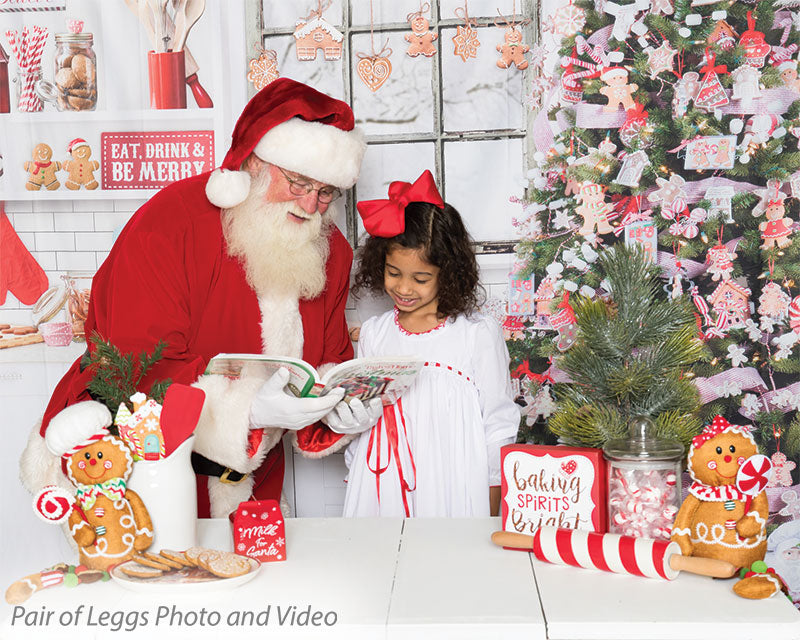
62, 138, 99, 190
405, 12, 438, 57
600, 67, 638, 112
759, 194, 794, 250
24, 143, 61, 191
496, 26, 529, 70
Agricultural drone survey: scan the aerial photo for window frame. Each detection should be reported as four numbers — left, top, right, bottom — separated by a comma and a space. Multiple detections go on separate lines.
246, 0, 539, 254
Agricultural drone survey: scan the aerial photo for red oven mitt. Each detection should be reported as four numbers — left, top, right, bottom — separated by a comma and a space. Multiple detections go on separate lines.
0, 209, 48, 305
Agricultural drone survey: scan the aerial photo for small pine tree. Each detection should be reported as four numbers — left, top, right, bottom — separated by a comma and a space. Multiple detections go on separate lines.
82, 333, 171, 415
548, 246, 704, 453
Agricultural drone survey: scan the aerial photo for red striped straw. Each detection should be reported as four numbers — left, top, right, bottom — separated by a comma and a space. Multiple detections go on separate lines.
5, 26, 47, 111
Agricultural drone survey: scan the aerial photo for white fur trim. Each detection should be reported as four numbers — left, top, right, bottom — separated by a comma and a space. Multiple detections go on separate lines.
205, 168, 252, 208
207, 475, 255, 518
253, 118, 365, 189
290, 430, 354, 459
260, 294, 303, 357
44, 401, 112, 458
20, 423, 62, 494
192, 374, 283, 473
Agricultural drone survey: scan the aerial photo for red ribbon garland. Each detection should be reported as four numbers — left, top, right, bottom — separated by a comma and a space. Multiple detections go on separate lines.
366, 399, 417, 516
356, 170, 445, 238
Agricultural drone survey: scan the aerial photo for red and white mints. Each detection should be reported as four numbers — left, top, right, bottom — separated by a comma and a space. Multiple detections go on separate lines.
607, 466, 680, 540
531, 525, 681, 581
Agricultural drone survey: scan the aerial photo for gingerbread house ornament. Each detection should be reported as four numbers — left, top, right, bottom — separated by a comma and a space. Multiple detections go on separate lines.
708, 20, 737, 51
294, 14, 343, 61
114, 392, 165, 461
710, 280, 752, 328
613, 150, 649, 188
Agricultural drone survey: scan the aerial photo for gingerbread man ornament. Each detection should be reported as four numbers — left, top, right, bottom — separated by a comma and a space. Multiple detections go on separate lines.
496, 26, 529, 70
24, 143, 61, 191
600, 67, 638, 112
405, 6, 438, 58
63, 138, 99, 190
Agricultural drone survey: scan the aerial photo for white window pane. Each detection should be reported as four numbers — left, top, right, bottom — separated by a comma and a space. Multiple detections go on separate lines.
439, 0, 524, 19
351, 33, 434, 135
354, 142, 436, 237
443, 139, 523, 243
351, 0, 426, 25
262, 0, 344, 28
441, 26, 524, 132
264, 35, 345, 101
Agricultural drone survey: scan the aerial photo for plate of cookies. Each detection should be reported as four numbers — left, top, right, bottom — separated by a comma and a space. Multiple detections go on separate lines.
111, 547, 261, 592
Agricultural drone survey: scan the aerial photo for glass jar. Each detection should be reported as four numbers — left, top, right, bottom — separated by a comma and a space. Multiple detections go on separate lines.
603, 416, 684, 540
52, 31, 97, 111
15, 68, 44, 112
62, 271, 93, 341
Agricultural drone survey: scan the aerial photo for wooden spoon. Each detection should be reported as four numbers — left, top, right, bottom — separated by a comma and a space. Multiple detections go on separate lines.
173, 0, 205, 52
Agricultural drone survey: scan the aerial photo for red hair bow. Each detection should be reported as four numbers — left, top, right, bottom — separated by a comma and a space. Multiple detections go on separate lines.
356, 170, 444, 238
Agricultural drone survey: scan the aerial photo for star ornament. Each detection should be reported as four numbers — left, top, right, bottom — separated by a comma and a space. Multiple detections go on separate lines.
452, 24, 480, 61
647, 41, 676, 79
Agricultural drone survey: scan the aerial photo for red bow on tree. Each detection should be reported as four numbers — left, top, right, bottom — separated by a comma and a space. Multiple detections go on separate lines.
356, 170, 444, 237
700, 48, 727, 78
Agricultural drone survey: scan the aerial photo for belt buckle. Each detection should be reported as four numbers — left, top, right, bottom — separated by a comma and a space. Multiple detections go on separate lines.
219, 467, 247, 485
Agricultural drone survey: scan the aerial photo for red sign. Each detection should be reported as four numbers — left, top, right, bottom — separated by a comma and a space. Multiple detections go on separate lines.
231, 499, 286, 563
100, 131, 214, 190
500, 444, 607, 535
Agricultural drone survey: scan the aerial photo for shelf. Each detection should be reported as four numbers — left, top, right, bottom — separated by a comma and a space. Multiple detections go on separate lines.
3, 108, 216, 125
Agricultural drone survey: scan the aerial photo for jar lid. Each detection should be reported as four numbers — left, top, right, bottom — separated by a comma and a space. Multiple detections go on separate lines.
603, 415, 684, 462
31, 285, 69, 327
55, 33, 93, 43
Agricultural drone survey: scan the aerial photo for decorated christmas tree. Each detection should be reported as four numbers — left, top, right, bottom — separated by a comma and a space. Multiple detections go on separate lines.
510, 0, 800, 478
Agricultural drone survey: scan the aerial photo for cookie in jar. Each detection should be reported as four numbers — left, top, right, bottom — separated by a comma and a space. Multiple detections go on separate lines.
51, 21, 97, 111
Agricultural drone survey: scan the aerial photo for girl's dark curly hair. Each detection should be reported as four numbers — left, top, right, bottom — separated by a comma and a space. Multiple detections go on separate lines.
352, 201, 484, 318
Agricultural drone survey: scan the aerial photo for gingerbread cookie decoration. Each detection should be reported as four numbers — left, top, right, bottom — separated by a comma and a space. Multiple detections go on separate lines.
757, 190, 794, 250
34, 401, 154, 572
671, 416, 771, 574
496, 26, 529, 70
24, 143, 60, 191
599, 67, 638, 112
575, 182, 615, 235
62, 138, 99, 190
405, 4, 437, 58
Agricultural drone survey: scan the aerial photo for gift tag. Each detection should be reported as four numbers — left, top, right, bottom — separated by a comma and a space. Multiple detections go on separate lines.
232, 499, 286, 563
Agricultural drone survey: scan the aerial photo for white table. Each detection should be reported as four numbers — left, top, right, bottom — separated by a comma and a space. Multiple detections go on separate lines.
0, 518, 797, 640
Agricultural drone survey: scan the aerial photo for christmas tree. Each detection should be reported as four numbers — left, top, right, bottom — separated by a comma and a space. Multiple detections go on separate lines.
511, 0, 800, 476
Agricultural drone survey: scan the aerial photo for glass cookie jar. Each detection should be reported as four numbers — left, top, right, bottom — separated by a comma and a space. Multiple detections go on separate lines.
603, 416, 684, 540
37, 29, 97, 111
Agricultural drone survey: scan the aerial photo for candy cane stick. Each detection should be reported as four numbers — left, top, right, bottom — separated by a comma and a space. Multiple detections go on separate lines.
491, 527, 737, 579
5, 569, 64, 605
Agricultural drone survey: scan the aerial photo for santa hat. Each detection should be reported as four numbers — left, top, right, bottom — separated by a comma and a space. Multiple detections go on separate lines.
44, 401, 112, 460
205, 78, 365, 209
601, 67, 627, 81
67, 138, 89, 154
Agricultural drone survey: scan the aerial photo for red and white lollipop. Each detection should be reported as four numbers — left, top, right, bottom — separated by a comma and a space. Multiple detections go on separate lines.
32, 485, 75, 525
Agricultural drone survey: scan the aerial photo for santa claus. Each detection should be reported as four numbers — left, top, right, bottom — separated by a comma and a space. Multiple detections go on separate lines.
21, 79, 383, 518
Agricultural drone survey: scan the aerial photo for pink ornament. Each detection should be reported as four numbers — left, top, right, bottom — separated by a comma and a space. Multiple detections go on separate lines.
768, 452, 797, 488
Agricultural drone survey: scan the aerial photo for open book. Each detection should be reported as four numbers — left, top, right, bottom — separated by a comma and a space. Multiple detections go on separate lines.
205, 354, 424, 405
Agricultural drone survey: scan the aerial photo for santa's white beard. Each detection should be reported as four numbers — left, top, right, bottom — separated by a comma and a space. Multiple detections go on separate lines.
221, 174, 332, 299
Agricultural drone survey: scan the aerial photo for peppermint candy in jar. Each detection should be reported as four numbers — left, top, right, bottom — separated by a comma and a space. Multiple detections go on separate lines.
603, 416, 684, 540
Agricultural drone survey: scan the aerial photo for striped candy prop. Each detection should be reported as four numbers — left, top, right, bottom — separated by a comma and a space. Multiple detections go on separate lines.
531, 525, 681, 580
4, 25, 48, 112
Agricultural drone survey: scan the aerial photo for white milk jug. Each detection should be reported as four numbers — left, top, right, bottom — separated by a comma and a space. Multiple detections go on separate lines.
128, 435, 197, 551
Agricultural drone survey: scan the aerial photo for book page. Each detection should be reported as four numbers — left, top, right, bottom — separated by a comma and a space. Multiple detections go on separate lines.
205, 354, 318, 397
319, 357, 424, 405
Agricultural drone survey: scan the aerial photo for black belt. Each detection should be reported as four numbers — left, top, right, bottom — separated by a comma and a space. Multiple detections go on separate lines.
191, 452, 248, 484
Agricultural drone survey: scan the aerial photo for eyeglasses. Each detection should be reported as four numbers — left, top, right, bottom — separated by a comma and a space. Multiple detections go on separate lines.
277, 167, 342, 203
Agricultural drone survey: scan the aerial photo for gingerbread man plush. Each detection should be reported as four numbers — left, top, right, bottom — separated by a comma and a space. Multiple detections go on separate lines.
405, 14, 437, 57
63, 138, 99, 190
24, 143, 60, 191
600, 67, 638, 112
34, 401, 153, 572
496, 27, 529, 70
671, 416, 776, 598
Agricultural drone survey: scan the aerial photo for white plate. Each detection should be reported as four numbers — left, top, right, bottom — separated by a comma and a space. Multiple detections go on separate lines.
110, 558, 261, 593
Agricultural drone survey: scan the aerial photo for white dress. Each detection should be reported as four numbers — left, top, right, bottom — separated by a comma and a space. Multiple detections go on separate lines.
343, 309, 520, 517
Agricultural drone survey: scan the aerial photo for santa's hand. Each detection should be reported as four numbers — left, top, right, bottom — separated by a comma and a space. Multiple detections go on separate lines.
322, 396, 383, 435
249, 368, 344, 431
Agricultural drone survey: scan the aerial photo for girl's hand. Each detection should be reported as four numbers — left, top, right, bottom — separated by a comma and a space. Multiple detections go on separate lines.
322, 397, 383, 434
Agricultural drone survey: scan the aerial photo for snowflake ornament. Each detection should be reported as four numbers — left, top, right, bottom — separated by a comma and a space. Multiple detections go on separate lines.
247, 50, 280, 91
647, 41, 677, 78
553, 2, 586, 37
452, 24, 480, 61
726, 343, 748, 367
719, 380, 743, 398
553, 208, 573, 230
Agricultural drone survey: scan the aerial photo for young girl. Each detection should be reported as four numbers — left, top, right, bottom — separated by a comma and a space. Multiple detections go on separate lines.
343, 170, 520, 518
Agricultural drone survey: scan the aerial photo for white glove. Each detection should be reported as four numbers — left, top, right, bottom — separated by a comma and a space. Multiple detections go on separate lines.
249, 368, 344, 431
322, 396, 384, 435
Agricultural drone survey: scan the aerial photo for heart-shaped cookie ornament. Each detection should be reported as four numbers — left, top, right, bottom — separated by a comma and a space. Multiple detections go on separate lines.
357, 55, 392, 92
561, 459, 577, 476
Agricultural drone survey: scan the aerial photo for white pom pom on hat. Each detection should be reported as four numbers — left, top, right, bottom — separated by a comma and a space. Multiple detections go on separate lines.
44, 401, 112, 459
205, 78, 366, 209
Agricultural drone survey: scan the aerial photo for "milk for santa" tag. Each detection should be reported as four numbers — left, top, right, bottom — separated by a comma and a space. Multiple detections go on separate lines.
500, 444, 607, 534
232, 499, 286, 563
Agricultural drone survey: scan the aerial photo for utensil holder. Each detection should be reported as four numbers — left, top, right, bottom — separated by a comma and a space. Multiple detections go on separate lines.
147, 50, 186, 110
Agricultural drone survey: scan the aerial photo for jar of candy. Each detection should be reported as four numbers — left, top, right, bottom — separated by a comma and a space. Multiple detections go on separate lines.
603, 416, 684, 540
62, 271, 93, 341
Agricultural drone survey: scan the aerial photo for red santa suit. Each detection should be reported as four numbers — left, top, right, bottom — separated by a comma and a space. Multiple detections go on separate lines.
23, 79, 366, 517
